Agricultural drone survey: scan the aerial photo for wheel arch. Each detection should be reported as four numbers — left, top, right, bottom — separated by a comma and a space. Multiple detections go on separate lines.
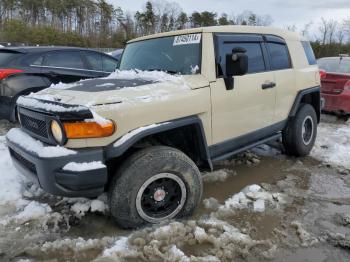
105, 116, 213, 171
289, 86, 321, 123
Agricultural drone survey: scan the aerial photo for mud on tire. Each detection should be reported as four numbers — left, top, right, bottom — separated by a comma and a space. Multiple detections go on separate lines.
282, 103, 317, 157
108, 146, 203, 229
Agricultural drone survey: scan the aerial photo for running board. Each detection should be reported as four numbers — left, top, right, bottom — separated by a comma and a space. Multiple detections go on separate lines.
211, 133, 282, 162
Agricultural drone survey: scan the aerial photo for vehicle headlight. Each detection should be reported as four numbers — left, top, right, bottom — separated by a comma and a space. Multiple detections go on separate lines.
51, 120, 64, 144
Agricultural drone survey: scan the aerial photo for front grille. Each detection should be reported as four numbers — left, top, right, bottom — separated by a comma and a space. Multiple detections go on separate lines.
19, 112, 49, 139
10, 148, 37, 175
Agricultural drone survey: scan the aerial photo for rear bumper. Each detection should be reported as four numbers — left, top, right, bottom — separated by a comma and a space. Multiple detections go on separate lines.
321, 90, 350, 114
7, 137, 108, 198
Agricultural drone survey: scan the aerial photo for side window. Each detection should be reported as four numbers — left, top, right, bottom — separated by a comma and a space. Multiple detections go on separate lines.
102, 56, 118, 72
217, 42, 266, 76
302, 41, 317, 65
28, 55, 43, 66
44, 51, 85, 69
84, 51, 102, 71
266, 42, 291, 70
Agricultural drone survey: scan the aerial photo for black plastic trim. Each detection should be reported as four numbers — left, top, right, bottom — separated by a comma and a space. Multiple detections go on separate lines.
289, 86, 321, 121
106, 116, 213, 170
209, 120, 287, 161
7, 138, 107, 198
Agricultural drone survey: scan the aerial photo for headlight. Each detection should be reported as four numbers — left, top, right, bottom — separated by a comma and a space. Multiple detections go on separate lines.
51, 120, 64, 144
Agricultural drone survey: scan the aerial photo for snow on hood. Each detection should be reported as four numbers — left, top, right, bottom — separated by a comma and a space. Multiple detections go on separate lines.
49, 70, 190, 90
17, 95, 88, 113
28, 70, 203, 112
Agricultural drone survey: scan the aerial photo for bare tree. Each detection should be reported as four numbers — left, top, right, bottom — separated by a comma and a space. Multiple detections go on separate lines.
285, 25, 297, 32
301, 22, 313, 38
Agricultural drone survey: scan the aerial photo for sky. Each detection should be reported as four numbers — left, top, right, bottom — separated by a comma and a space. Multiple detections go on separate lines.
110, 0, 350, 37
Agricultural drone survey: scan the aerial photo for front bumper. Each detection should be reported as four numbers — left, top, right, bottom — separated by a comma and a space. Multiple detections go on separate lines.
321, 90, 350, 114
7, 137, 108, 198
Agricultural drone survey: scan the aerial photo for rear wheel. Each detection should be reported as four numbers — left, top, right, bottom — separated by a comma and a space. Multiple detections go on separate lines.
108, 146, 203, 228
282, 104, 317, 157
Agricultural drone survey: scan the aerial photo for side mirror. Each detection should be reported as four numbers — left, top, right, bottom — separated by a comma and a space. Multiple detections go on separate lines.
224, 47, 248, 90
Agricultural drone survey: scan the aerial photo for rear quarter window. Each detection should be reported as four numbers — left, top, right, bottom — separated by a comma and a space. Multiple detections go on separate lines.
0, 51, 21, 66
302, 41, 317, 65
266, 42, 292, 70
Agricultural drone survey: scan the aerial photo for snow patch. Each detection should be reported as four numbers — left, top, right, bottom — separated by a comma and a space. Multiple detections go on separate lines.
14, 201, 52, 223
102, 237, 130, 257
17, 96, 86, 113
63, 161, 105, 172
311, 121, 350, 170
215, 184, 284, 217
7, 128, 76, 158
96, 83, 115, 87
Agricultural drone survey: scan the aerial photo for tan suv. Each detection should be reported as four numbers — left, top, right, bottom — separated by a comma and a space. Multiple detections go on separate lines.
6, 26, 320, 228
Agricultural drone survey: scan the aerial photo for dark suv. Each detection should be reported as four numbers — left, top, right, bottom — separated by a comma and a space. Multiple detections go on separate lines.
0, 46, 119, 121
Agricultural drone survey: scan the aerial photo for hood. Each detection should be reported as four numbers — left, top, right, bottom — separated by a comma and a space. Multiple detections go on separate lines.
31, 71, 209, 108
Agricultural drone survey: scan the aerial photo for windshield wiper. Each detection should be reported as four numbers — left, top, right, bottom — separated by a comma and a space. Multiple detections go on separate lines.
147, 69, 179, 75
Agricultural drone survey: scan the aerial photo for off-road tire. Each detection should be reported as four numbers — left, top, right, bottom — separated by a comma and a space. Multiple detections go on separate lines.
108, 146, 203, 228
283, 103, 317, 157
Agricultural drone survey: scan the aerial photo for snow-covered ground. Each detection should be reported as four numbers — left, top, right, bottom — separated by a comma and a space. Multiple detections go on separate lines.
311, 116, 350, 170
0, 115, 350, 261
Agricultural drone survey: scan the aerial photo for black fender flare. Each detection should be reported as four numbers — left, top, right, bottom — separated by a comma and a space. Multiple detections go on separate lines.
105, 116, 213, 170
289, 86, 321, 123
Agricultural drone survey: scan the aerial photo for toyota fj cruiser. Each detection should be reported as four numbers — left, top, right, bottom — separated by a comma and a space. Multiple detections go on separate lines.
6, 26, 320, 228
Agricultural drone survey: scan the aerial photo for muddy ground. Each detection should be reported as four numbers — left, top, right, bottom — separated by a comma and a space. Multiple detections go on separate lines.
0, 116, 350, 262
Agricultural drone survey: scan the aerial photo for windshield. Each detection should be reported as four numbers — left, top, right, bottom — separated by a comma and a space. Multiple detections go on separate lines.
119, 34, 202, 75
318, 58, 350, 74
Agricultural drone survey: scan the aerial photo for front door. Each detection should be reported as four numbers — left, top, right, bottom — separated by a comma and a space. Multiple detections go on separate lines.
211, 34, 276, 152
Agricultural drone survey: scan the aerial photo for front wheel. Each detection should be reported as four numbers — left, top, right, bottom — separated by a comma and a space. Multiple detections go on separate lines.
282, 103, 317, 157
108, 146, 203, 228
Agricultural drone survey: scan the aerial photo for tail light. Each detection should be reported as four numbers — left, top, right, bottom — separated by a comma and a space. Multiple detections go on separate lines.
319, 70, 327, 79
0, 69, 24, 80
345, 80, 350, 90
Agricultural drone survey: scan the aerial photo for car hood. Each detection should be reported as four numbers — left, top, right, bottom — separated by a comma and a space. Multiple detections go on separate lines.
32, 73, 209, 108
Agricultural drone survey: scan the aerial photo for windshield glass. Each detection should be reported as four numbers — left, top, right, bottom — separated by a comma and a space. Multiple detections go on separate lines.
119, 34, 202, 75
318, 58, 350, 74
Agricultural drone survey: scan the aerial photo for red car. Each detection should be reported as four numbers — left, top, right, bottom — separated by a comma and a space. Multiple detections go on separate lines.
318, 55, 350, 115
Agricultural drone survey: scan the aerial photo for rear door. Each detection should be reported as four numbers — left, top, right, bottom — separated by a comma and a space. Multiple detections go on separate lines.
41, 50, 93, 84
264, 36, 295, 122
211, 34, 276, 147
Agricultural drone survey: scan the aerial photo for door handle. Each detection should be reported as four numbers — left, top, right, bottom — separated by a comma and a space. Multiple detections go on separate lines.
262, 81, 276, 89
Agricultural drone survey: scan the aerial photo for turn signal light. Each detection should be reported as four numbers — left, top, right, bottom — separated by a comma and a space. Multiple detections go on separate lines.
0, 69, 24, 80
63, 121, 115, 139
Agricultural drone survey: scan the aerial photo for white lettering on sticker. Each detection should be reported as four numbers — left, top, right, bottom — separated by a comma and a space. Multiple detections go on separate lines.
173, 34, 201, 46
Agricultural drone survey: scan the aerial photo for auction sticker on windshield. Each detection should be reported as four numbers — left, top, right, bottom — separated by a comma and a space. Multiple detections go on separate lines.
173, 34, 201, 46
